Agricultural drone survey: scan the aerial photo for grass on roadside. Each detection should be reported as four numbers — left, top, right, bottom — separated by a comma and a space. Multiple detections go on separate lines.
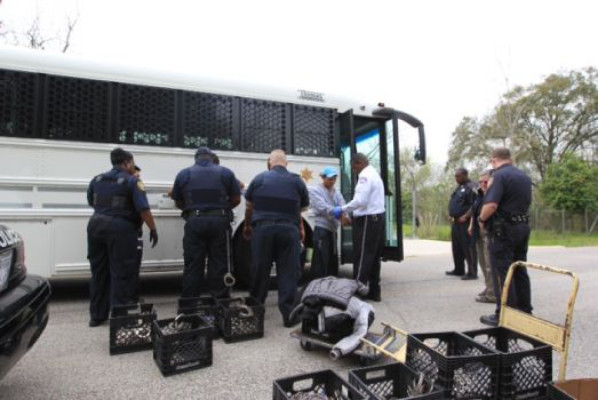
404, 224, 598, 247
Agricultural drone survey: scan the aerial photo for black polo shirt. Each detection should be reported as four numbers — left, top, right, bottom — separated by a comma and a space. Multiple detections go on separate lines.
449, 180, 476, 218
484, 164, 532, 216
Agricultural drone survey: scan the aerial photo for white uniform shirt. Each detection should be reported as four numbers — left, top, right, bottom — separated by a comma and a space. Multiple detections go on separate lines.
342, 165, 385, 217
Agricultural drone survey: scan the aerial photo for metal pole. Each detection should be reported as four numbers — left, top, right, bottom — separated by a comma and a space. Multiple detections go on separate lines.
412, 186, 417, 239
585, 208, 589, 234
562, 209, 566, 235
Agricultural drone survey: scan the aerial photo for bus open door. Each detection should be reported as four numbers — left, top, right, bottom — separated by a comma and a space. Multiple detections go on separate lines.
338, 106, 426, 265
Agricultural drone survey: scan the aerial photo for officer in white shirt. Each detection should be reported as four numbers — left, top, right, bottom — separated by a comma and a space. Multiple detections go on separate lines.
334, 153, 385, 301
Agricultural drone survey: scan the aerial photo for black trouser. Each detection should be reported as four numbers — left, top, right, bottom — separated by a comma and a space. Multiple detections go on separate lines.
489, 222, 533, 315
451, 220, 477, 276
352, 213, 385, 297
250, 222, 301, 322
87, 214, 140, 321
182, 216, 231, 299
311, 226, 338, 279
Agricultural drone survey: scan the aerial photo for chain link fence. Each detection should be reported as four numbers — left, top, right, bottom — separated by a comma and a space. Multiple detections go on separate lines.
530, 207, 598, 234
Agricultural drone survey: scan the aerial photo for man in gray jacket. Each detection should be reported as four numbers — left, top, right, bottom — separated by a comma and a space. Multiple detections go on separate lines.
309, 166, 348, 278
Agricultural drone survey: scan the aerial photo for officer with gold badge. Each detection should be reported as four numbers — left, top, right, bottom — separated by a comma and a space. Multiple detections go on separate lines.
86, 148, 158, 327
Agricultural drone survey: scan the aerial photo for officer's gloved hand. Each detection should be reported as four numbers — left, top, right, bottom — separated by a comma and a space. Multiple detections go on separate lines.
333, 206, 343, 220
149, 229, 158, 248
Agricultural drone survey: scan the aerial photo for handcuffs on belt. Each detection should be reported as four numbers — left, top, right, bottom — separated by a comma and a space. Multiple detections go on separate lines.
223, 227, 236, 288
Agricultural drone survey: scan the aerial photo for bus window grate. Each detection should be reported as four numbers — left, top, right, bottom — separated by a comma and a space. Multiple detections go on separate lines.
294, 105, 335, 156
182, 92, 234, 150
45, 75, 110, 142
117, 84, 175, 147
241, 98, 286, 153
0, 70, 37, 138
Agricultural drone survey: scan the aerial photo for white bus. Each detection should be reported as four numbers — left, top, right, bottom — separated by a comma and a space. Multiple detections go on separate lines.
0, 45, 426, 287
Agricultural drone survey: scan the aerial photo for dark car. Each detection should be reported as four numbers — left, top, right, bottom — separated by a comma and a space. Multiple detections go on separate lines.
0, 225, 51, 380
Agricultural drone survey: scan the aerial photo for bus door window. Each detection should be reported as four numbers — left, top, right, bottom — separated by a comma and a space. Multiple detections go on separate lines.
384, 120, 399, 247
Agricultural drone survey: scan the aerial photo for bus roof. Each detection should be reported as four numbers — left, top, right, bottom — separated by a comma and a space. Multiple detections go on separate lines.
0, 45, 382, 117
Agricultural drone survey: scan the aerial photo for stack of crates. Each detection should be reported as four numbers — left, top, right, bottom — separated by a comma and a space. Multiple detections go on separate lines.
217, 296, 264, 343
152, 314, 214, 376
405, 331, 500, 399
177, 296, 221, 338
273, 369, 365, 400
463, 327, 552, 399
349, 362, 445, 400
109, 303, 156, 355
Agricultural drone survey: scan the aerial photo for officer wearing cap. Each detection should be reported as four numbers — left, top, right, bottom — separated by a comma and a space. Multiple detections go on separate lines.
86, 148, 158, 327
479, 147, 533, 326
172, 146, 241, 299
334, 153, 385, 302
309, 166, 347, 278
243, 149, 309, 327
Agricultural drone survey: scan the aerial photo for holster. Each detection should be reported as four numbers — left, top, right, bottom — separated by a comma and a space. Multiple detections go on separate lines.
492, 216, 507, 239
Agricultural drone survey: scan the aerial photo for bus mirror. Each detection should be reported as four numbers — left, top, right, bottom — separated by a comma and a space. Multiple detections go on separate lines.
414, 149, 424, 164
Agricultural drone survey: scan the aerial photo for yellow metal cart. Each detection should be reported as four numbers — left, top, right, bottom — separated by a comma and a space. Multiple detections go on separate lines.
500, 261, 580, 382
361, 261, 580, 383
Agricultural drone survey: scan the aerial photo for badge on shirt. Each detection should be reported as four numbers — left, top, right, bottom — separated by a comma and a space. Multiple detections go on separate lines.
137, 180, 146, 192
359, 177, 367, 184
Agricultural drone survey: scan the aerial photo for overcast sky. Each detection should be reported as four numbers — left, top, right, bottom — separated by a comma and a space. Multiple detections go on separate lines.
1, 0, 597, 165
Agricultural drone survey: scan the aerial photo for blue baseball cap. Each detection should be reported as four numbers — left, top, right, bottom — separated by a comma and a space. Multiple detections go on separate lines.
321, 166, 338, 178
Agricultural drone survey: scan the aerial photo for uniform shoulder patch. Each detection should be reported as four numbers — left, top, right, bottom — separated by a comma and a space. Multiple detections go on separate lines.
359, 177, 368, 184
137, 180, 145, 191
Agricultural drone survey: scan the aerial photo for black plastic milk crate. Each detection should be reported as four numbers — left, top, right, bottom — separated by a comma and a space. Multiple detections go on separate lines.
406, 331, 499, 400
463, 327, 552, 400
109, 303, 156, 355
177, 296, 220, 338
273, 369, 366, 400
217, 296, 264, 343
152, 314, 213, 377
349, 362, 446, 400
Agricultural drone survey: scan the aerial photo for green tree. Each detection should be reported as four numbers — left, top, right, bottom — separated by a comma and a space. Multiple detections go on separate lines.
447, 68, 598, 181
541, 155, 598, 212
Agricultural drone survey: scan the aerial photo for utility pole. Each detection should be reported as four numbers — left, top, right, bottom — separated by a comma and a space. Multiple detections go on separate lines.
412, 185, 417, 239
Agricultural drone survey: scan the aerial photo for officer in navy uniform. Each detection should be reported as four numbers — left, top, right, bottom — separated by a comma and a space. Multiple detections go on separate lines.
87, 148, 158, 327
446, 168, 477, 279
479, 147, 533, 326
171, 147, 241, 299
243, 149, 309, 327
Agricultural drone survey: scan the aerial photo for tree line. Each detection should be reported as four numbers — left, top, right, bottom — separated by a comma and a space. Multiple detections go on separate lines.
403, 67, 598, 232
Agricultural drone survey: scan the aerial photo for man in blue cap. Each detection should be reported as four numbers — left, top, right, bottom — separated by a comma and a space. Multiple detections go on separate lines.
309, 166, 348, 278
171, 146, 241, 299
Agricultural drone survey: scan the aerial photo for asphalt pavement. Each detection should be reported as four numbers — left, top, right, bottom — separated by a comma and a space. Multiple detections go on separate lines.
1, 240, 596, 399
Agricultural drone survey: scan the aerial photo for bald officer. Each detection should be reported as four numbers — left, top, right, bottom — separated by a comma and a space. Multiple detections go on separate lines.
334, 153, 385, 302
243, 149, 309, 327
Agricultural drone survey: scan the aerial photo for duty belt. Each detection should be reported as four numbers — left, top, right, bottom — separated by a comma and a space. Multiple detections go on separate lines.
253, 219, 295, 227
187, 209, 229, 218
509, 214, 530, 224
